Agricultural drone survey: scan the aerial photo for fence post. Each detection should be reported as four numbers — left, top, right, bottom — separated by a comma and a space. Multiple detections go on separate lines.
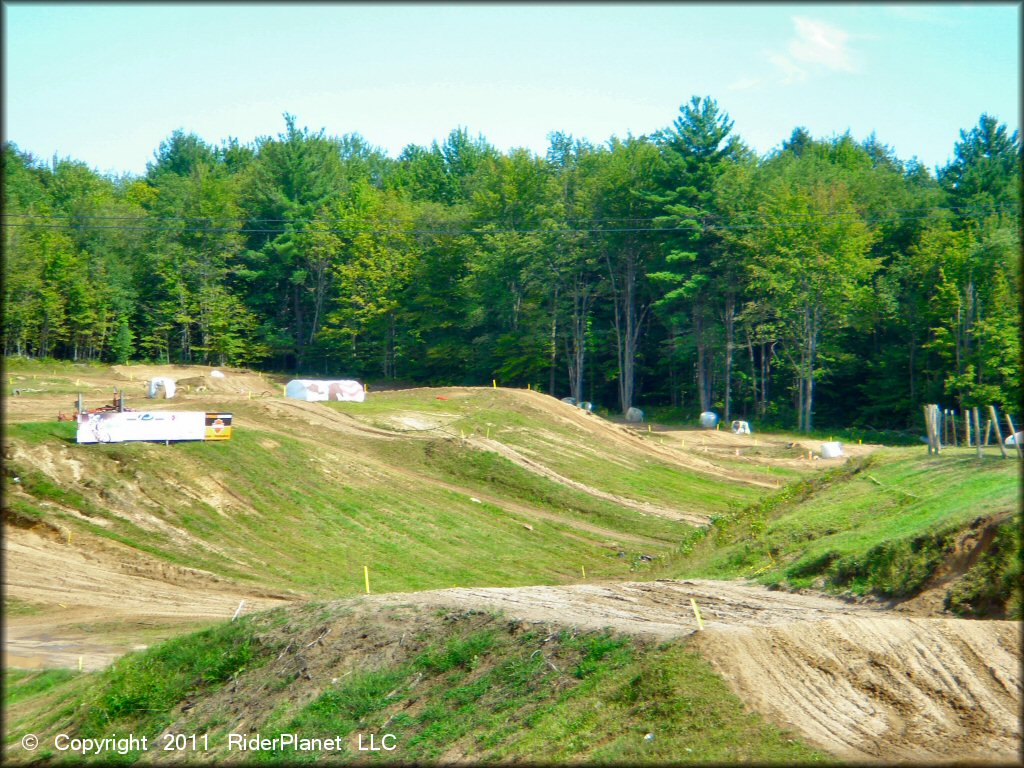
1005, 414, 1023, 460
972, 408, 983, 459
989, 406, 1008, 459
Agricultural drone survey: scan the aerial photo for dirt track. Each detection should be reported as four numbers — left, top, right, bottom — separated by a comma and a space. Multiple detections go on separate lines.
5, 371, 1017, 762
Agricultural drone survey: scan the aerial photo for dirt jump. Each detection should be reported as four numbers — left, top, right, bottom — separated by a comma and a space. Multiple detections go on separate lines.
372, 579, 1020, 764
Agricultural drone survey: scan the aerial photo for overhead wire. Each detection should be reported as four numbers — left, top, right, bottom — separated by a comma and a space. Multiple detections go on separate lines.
0, 204, 1015, 237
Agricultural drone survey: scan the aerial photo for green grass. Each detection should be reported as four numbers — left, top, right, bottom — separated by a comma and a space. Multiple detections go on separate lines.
660, 447, 1020, 605
79, 616, 276, 743
4, 669, 78, 705
3, 416, 692, 598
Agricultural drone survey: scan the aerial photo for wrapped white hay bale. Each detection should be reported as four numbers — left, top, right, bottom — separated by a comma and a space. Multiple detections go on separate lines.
285, 379, 365, 402
210, 370, 226, 378
820, 441, 843, 459
731, 420, 751, 434
146, 376, 177, 399
699, 411, 719, 429
625, 407, 644, 423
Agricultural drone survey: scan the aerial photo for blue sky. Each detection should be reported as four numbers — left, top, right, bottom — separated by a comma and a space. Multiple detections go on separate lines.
3, 2, 1019, 176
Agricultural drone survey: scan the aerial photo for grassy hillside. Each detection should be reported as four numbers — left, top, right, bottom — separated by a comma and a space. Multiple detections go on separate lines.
660, 448, 1021, 616
7, 385, 792, 601
4, 604, 827, 765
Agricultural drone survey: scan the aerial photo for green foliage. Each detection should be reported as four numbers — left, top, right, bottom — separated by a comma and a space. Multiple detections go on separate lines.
80, 617, 271, 736
3, 107, 1020, 431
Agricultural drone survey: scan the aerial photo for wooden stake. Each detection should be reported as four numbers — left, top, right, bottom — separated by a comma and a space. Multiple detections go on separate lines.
984, 419, 992, 446
989, 406, 1008, 459
923, 405, 935, 454
1005, 414, 1023, 460
972, 408, 983, 459
689, 598, 705, 631
949, 411, 958, 447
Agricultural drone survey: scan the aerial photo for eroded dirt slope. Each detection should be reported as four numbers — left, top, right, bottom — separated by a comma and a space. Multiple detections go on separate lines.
691, 616, 1021, 763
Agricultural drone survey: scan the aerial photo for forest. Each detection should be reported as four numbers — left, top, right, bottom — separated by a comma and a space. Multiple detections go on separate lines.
2, 97, 1020, 432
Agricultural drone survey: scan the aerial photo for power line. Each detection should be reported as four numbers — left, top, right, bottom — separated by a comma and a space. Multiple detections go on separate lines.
0, 203, 1014, 227
0, 206, 1015, 237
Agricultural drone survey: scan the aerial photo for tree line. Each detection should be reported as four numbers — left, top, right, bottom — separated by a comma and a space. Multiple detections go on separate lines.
3, 98, 1020, 431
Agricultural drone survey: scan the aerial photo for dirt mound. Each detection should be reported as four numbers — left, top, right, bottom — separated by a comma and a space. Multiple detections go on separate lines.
691, 616, 1021, 763
110, 364, 273, 395
370, 578, 1021, 762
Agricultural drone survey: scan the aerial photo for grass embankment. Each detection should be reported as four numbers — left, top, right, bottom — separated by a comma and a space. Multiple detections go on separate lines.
329, 388, 770, 513
661, 447, 1021, 616
4, 393, 723, 598
4, 605, 826, 765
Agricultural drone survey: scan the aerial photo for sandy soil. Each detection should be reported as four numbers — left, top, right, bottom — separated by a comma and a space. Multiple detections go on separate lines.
3, 525, 292, 670
691, 616, 1021, 763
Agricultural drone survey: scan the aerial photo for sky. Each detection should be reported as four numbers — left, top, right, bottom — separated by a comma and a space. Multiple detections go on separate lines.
3, 2, 1020, 177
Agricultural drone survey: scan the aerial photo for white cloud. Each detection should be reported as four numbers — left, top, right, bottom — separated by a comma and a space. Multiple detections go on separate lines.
766, 51, 807, 85
788, 16, 858, 72
727, 75, 764, 92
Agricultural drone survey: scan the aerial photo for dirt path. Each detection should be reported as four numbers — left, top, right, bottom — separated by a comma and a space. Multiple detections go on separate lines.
3, 526, 292, 670
373, 578, 884, 637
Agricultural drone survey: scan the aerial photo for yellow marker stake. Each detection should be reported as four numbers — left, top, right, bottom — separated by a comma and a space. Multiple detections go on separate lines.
247, 391, 251, 400
492, 379, 497, 388
581, 565, 586, 579
364, 565, 370, 594
364, 383, 368, 392
78, 656, 83, 673
282, 385, 286, 396
690, 598, 705, 631
527, 383, 531, 390
486, 426, 490, 438
648, 424, 651, 433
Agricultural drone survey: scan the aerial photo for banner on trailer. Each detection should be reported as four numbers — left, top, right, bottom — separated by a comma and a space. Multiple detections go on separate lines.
77, 411, 233, 443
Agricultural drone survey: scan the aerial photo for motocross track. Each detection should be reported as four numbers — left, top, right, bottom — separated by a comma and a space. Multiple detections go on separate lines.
4, 367, 1020, 762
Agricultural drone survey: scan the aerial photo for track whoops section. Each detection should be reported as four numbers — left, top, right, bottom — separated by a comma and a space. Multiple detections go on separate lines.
374, 579, 1022, 763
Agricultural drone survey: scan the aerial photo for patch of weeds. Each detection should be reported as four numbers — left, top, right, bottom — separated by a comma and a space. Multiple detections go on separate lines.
80, 616, 273, 737
947, 517, 1021, 618
415, 630, 496, 673
829, 533, 945, 596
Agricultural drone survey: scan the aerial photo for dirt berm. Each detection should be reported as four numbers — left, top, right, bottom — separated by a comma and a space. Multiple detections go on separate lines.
372, 579, 1021, 763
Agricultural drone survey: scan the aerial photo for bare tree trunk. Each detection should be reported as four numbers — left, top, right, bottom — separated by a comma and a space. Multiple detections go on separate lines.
548, 284, 558, 395
694, 302, 709, 412
745, 328, 757, 418
723, 293, 735, 422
